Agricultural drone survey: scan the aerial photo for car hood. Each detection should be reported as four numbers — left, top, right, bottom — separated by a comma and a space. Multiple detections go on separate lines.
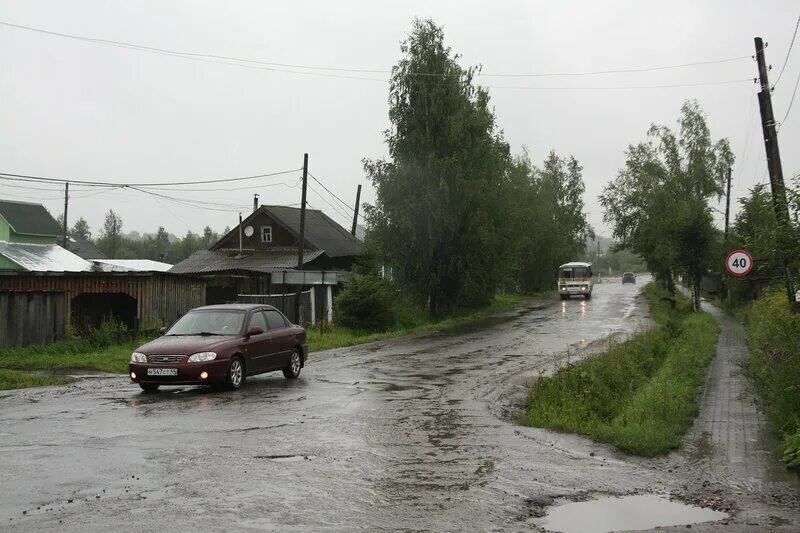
135, 335, 238, 356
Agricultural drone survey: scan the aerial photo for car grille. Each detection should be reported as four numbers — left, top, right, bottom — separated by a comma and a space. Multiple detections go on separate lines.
148, 355, 185, 363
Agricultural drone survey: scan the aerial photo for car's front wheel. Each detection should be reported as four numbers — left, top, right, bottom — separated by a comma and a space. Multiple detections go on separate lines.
283, 348, 302, 379
139, 383, 160, 393
226, 356, 245, 390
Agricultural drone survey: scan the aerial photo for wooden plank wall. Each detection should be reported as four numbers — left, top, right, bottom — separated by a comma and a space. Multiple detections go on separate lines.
0, 291, 66, 349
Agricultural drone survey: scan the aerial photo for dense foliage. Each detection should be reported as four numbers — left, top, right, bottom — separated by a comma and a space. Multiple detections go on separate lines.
744, 292, 800, 469
364, 19, 590, 316
600, 101, 734, 310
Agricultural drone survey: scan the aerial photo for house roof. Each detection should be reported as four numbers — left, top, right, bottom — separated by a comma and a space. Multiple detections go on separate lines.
0, 242, 92, 272
169, 249, 324, 275
92, 259, 173, 272
66, 236, 107, 260
0, 199, 63, 236
213, 205, 362, 258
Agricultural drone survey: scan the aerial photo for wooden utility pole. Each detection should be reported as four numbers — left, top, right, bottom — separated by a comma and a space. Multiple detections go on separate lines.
724, 167, 732, 238
62, 182, 69, 247
351, 184, 362, 236
754, 37, 795, 304
294, 153, 309, 323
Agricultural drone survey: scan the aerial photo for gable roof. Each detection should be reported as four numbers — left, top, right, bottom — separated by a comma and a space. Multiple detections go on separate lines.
169, 249, 324, 275
66, 236, 107, 260
212, 205, 362, 258
0, 199, 63, 236
0, 242, 93, 272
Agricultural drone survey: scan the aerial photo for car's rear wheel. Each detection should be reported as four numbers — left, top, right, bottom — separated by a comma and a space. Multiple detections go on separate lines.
139, 383, 160, 393
226, 356, 245, 390
283, 348, 302, 379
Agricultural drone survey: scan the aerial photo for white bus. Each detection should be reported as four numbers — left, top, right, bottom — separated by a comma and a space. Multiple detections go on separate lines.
558, 262, 593, 300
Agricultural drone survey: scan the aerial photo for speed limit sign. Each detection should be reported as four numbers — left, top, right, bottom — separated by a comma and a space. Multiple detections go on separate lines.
726, 250, 753, 277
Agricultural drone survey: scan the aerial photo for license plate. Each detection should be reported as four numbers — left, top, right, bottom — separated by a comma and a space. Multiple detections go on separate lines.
147, 368, 178, 376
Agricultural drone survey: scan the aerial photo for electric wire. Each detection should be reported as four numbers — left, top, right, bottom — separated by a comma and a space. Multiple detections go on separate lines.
0, 20, 753, 80
0, 168, 301, 187
775, 15, 800, 87
779, 65, 800, 128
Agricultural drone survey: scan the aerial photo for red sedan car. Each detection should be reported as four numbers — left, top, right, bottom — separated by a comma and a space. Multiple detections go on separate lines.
129, 304, 308, 392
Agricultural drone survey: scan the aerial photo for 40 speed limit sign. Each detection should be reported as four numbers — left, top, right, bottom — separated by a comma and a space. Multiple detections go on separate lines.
725, 249, 754, 277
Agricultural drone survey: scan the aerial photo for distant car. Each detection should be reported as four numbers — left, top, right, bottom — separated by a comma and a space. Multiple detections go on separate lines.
622, 272, 636, 284
128, 304, 308, 392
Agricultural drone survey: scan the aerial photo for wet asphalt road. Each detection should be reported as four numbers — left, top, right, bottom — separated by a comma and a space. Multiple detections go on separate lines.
0, 277, 797, 532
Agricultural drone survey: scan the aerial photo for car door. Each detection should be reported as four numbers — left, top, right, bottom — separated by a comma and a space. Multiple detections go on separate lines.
243, 310, 270, 374
264, 309, 294, 369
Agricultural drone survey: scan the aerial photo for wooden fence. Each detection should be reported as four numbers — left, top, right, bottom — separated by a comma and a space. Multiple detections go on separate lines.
0, 291, 66, 350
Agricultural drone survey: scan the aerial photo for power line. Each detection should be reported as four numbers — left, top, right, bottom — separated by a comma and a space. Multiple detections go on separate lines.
307, 172, 368, 224
779, 65, 800, 127
0, 168, 301, 187
774, 15, 800, 87
0, 20, 753, 82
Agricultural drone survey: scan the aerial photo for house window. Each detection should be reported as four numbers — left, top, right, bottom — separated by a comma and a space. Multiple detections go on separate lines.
260, 226, 272, 244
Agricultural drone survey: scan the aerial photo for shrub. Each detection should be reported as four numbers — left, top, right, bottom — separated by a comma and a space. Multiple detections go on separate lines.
334, 275, 397, 332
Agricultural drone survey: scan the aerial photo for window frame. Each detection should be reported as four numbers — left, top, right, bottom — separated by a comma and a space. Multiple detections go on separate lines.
260, 225, 273, 244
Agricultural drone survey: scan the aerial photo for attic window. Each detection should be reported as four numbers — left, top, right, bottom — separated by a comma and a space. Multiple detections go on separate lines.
260, 225, 272, 244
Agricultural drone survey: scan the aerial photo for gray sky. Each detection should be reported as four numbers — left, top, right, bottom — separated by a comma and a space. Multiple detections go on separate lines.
1, 0, 798, 241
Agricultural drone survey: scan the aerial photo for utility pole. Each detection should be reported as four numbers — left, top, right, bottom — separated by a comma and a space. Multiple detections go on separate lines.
253, 193, 259, 213
724, 166, 731, 238
351, 184, 362, 236
294, 153, 309, 323
62, 182, 69, 248
754, 37, 795, 305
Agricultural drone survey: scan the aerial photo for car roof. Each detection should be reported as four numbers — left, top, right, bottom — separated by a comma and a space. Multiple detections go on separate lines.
559, 262, 592, 268
190, 303, 277, 312
623, 272, 635, 275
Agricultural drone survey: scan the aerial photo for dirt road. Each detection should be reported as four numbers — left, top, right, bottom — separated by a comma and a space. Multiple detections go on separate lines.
1, 278, 797, 531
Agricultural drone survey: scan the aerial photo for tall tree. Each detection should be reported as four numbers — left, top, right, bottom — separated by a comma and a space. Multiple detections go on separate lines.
97, 210, 124, 258
364, 18, 511, 316
600, 101, 734, 309
70, 217, 91, 240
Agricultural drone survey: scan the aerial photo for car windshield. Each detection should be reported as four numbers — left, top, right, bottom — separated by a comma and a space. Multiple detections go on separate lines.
166, 310, 245, 336
560, 266, 591, 279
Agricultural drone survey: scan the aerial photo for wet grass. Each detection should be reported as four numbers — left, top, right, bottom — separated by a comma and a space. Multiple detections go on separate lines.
521, 284, 720, 456
307, 292, 549, 352
0, 369, 73, 391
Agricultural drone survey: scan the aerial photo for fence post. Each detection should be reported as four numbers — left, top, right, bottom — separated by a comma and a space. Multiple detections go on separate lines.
326, 285, 333, 323
309, 288, 316, 325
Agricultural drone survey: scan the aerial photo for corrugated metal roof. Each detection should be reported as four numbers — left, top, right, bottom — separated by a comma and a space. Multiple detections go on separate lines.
92, 259, 174, 272
169, 249, 324, 274
0, 242, 92, 272
0, 199, 63, 236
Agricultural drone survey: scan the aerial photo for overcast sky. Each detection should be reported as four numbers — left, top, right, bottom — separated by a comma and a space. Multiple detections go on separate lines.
1, 0, 798, 241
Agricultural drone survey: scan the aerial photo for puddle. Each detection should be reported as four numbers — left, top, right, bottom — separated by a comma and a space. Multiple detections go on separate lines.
540, 494, 728, 533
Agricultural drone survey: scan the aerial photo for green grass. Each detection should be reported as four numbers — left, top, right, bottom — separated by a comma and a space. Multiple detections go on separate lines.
0, 339, 147, 375
521, 284, 720, 456
740, 291, 800, 470
307, 292, 549, 352
0, 369, 73, 391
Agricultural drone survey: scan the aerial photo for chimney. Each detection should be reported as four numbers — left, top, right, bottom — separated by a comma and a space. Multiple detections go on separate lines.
253, 193, 259, 213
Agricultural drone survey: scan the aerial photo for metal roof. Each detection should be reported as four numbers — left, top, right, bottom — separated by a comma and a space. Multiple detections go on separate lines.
66, 236, 107, 260
559, 262, 592, 268
0, 199, 63, 236
0, 242, 92, 272
169, 249, 324, 275
92, 259, 174, 272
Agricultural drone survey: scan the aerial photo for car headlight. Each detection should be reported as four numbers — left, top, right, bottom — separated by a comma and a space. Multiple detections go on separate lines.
131, 352, 147, 363
581, 286, 587, 291
187, 352, 217, 363
560, 286, 567, 291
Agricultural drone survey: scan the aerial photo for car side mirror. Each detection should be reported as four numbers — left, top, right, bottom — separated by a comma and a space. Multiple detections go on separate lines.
246, 326, 264, 337
159, 326, 167, 335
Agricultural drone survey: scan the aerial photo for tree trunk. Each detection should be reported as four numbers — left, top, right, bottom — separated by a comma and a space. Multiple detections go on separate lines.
692, 274, 702, 312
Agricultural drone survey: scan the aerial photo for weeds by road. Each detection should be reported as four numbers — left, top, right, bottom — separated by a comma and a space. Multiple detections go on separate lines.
0, 369, 72, 391
521, 284, 720, 456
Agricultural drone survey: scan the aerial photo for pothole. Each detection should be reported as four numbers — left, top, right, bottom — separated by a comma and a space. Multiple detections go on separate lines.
538, 494, 728, 533
254, 454, 315, 462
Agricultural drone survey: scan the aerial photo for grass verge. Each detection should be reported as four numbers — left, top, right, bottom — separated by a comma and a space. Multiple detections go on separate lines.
307, 292, 547, 352
520, 284, 720, 456
741, 291, 800, 470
